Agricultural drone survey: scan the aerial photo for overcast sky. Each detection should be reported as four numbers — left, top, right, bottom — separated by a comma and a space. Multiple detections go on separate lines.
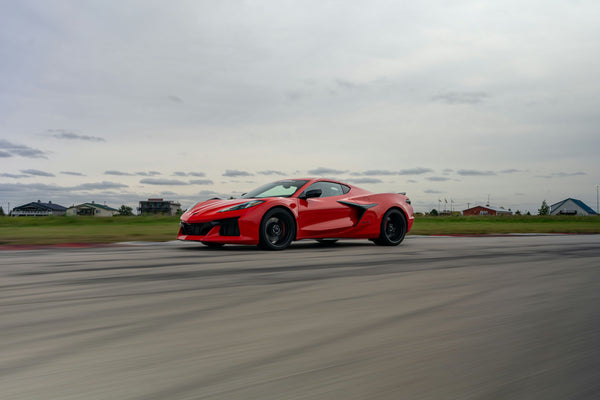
2, 0, 599, 213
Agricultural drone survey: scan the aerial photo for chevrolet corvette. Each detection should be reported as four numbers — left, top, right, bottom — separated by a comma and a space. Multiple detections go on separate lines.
178, 178, 414, 250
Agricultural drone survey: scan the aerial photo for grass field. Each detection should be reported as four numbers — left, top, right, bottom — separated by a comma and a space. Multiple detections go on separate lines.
0, 215, 599, 245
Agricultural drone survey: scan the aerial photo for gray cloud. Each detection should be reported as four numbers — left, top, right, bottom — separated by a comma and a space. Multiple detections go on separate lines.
424, 189, 444, 194
432, 92, 489, 104
61, 171, 86, 176
427, 177, 451, 181
74, 181, 129, 190
1, 173, 30, 178
136, 171, 161, 176
0, 181, 128, 194
352, 168, 434, 176
500, 169, 522, 174
258, 170, 286, 176
0, 150, 12, 158
105, 170, 134, 176
347, 177, 383, 184
48, 129, 105, 142
538, 171, 587, 179
552, 172, 586, 177
223, 169, 253, 177
168, 95, 183, 103
140, 178, 188, 185
285, 90, 304, 101
189, 179, 214, 185
335, 79, 360, 90
307, 167, 347, 175
197, 189, 221, 197
0, 139, 48, 158
398, 168, 433, 175
360, 170, 399, 176
0, 182, 66, 193
21, 169, 55, 177
457, 169, 497, 176
172, 171, 205, 177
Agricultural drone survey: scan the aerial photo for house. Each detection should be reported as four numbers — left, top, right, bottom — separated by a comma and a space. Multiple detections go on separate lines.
463, 205, 513, 216
550, 198, 597, 216
138, 198, 181, 216
11, 200, 67, 216
66, 202, 119, 217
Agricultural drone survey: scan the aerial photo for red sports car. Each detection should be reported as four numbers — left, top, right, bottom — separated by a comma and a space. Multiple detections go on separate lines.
178, 178, 414, 250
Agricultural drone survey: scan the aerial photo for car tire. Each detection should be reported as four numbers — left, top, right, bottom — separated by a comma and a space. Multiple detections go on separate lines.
259, 208, 296, 250
373, 209, 407, 246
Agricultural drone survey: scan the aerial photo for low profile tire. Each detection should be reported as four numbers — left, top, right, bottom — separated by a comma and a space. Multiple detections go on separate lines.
373, 209, 407, 246
259, 208, 296, 250
201, 242, 224, 248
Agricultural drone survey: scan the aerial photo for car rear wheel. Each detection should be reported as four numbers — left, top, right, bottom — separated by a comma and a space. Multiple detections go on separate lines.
373, 209, 407, 246
259, 208, 296, 250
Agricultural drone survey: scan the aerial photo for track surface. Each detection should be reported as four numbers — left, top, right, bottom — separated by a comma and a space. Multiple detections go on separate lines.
2, 235, 600, 400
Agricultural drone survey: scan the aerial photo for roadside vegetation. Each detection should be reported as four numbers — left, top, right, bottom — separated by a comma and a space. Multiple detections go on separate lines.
0, 216, 180, 245
411, 215, 600, 235
0, 215, 599, 245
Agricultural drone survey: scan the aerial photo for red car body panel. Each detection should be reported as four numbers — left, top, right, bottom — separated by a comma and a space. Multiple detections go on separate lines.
178, 178, 414, 246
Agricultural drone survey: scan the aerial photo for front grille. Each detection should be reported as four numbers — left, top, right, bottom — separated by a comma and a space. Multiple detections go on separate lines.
180, 218, 240, 237
219, 218, 240, 236
180, 222, 215, 236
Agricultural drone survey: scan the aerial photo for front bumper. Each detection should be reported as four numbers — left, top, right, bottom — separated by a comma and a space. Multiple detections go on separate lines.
177, 216, 259, 244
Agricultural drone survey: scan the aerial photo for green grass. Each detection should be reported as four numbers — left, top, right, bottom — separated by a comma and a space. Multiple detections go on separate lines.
0, 215, 599, 245
410, 215, 600, 235
0, 216, 180, 245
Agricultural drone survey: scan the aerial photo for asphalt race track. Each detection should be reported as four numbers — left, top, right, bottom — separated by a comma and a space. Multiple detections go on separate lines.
2, 235, 600, 400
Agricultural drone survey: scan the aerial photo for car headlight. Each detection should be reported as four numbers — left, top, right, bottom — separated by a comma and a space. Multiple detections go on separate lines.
218, 200, 265, 212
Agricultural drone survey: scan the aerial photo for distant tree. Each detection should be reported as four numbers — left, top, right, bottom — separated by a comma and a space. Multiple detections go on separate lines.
176, 208, 183, 216
538, 200, 550, 215
430, 208, 439, 216
117, 205, 134, 216
515, 210, 522, 215
526, 211, 531, 216
0, 206, 5, 216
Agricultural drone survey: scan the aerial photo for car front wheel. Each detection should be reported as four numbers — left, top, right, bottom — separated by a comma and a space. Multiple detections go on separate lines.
259, 208, 296, 250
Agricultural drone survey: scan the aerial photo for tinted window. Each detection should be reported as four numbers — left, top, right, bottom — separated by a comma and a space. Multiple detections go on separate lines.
242, 180, 309, 198
305, 181, 345, 198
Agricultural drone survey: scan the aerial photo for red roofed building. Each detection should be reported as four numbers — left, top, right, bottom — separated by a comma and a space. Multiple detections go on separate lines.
463, 205, 513, 216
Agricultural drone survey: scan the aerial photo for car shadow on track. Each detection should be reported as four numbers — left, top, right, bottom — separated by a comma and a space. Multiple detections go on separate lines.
180, 240, 378, 252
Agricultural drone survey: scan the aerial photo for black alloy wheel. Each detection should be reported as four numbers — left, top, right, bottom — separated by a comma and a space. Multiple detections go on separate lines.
373, 209, 407, 246
259, 208, 296, 250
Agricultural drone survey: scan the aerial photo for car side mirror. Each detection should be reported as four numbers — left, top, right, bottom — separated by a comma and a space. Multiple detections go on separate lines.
299, 189, 322, 200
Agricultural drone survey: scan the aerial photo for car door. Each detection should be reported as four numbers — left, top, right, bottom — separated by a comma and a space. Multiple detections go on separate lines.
296, 181, 355, 238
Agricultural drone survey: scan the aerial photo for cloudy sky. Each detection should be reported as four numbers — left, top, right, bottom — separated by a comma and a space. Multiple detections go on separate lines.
2, 0, 599, 213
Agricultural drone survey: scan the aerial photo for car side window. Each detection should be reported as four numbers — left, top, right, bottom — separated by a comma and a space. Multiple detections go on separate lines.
305, 182, 345, 198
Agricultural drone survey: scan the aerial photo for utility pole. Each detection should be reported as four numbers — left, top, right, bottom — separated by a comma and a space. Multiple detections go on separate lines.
597, 184, 599, 214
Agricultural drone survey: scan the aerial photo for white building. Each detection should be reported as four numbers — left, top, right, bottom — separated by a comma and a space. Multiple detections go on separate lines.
550, 198, 597, 216
66, 202, 119, 217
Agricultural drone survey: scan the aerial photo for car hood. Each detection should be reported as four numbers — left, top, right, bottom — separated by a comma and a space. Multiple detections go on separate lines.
182, 198, 257, 219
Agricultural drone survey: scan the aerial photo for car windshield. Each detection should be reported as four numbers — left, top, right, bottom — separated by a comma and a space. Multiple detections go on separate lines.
241, 180, 309, 199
